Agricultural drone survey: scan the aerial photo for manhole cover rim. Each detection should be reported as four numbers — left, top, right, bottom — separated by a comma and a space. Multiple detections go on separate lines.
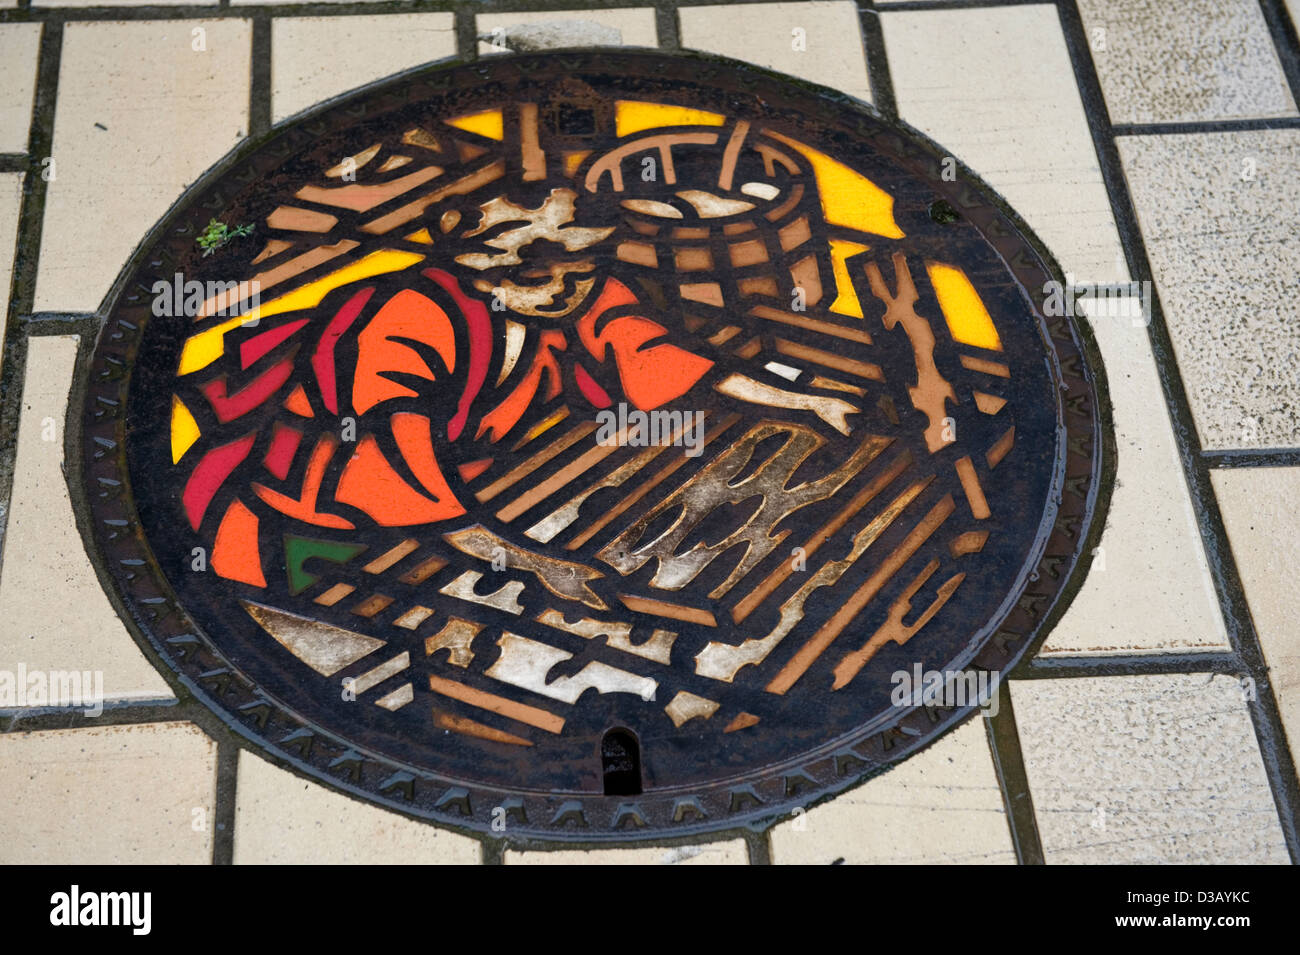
76, 48, 1113, 843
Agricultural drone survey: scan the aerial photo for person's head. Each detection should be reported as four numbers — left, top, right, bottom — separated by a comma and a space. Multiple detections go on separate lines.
449, 187, 613, 320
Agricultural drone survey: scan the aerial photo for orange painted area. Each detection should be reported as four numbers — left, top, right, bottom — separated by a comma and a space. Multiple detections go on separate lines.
457, 458, 493, 482
391, 412, 467, 516
352, 289, 456, 415
576, 279, 713, 410
253, 435, 354, 529
336, 434, 465, 525
477, 330, 567, 442
283, 384, 314, 417
211, 498, 266, 587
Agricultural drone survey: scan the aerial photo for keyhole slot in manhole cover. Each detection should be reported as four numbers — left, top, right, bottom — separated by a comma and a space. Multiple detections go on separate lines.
601, 728, 643, 796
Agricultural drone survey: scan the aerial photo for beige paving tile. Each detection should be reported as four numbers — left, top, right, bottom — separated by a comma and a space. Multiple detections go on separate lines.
1117, 130, 1300, 451
272, 14, 456, 124
0, 23, 41, 153
1077, 0, 1296, 124
0, 336, 175, 704
476, 8, 658, 55
1210, 467, 1300, 764
0, 173, 23, 362
679, 1, 871, 103
1040, 297, 1227, 656
0, 721, 216, 864
882, 4, 1129, 286
233, 750, 482, 864
1012, 674, 1288, 864
505, 840, 747, 865
35, 20, 250, 314
769, 720, 1015, 864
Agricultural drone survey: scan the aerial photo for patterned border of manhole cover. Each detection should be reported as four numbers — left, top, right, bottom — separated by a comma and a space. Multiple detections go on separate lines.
80, 50, 1110, 841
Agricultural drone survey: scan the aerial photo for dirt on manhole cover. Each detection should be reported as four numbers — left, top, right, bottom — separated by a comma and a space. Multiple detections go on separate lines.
81, 50, 1109, 841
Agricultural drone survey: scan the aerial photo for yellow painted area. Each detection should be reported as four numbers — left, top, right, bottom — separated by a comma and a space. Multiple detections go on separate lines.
405, 227, 434, 245
170, 395, 200, 464
926, 261, 1002, 351
178, 249, 426, 375
563, 150, 590, 176
444, 109, 504, 140
765, 130, 904, 240
828, 239, 870, 318
615, 101, 726, 137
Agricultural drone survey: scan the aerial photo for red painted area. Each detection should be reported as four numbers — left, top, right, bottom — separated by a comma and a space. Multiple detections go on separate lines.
240, 319, 308, 369
183, 433, 256, 530
424, 269, 492, 441
262, 422, 303, 480
312, 287, 375, 414
201, 357, 294, 423
574, 364, 612, 409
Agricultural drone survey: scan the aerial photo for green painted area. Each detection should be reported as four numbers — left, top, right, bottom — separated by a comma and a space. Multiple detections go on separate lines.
283, 535, 367, 595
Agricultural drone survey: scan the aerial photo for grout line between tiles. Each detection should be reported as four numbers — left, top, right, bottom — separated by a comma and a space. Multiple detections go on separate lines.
454, 4, 478, 62
1259, 0, 1300, 109
249, 13, 271, 138
1115, 117, 1300, 136
212, 741, 239, 865
0, 0, 1063, 27
744, 828, 772, 865
655, 1, 680, 51
0, 18, 61, 592
858, 2, 898, 120
1056, 0, 1300, 864
984, 680, 1044, 864
1026, 652, 1240, 678
1203, 448, 1300, 469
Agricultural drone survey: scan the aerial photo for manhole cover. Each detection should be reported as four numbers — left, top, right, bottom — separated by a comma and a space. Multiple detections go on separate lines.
82, 50, 1107, 840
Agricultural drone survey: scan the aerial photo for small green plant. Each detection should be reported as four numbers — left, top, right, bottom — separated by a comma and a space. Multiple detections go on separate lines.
196, 218, 254, 256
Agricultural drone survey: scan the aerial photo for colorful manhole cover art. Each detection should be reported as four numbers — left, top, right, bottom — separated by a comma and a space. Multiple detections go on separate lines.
83, 51, 1107, 840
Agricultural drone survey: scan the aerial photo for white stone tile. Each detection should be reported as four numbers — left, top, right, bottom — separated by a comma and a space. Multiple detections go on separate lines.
233, 750, 482, 864
679, 1, 871, 103
505, 841, 747, 865
882, 4, 1129, 286
769, 720, 1015, 864
476, 8, 658, 55
0, 336, 175, 704
1117, 130, 1300, 450
0, 23, 41, 153
1040, 297, 1227, 655
272, 14, 457, 124
0, 722, 216, 864
1077, 0, 1296, 124
233, 0, 376, 4
1012, 674, 1288, 863
1211, 466, 1300, 766
35, 20, 250, 313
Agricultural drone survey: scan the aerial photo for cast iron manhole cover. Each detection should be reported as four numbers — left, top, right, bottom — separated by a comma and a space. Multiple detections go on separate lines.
82, 50, 1107, 840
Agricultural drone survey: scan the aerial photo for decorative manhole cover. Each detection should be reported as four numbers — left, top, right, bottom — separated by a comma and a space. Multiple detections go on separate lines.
82, 50, 1107, 840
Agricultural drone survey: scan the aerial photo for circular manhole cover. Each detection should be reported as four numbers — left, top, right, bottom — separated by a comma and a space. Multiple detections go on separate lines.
82, 50, 1108, 840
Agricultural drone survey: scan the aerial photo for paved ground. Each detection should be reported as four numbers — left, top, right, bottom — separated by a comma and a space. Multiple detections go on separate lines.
0, 0, 1297, 864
